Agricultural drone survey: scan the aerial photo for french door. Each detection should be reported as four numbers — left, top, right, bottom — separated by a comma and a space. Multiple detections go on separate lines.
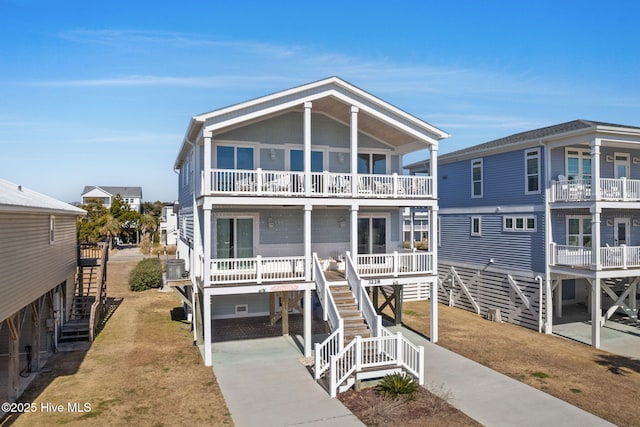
614, 218, 630, 246
358, 217, 387, 254
216, 218, 253, 258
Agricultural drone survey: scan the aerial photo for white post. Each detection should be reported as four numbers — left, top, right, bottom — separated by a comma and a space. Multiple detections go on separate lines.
591, 138, 601, 201
304, 288, 312, 357
256, 255, 262, 284
203, 207, 213, 366
304, 102, 312, 197
393, 251, 399, 277
355, 336, 362, 371
592, 278, 601, 348
203, 288, 213, 366
429, 206, 439, 343
396, 332, 403, 366
350, 106, 359, 197
350, 206, 359, 260
418, 345, 425, 385
203, 132, 212, 195
591, 207, 601, 270
304, 204, 312, 281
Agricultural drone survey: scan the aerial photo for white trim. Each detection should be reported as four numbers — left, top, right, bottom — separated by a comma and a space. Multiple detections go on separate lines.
213, 140, 258, 169
613, 217, 630, 246
440, 205, 544, 215
566, 215, 592, 246
565, 147, 591, 180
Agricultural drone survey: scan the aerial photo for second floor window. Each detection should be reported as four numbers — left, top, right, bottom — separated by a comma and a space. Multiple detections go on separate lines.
358, 153, 386, 174
471, 158, 483, 198
290, 150, 324, 172
525, 149, 540, 194
566, 149, 591, 182
217, 146, 254, 170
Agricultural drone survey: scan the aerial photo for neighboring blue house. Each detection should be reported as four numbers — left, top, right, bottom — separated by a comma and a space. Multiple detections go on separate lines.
173, 77, 446, 393
411, 120, 640, 349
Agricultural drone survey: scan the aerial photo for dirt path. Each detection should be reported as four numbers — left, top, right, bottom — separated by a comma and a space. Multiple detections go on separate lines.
2, 253, 232, 426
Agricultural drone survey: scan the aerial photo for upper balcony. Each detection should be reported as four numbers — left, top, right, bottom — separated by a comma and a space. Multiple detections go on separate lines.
550, 243, 640, 270
550, 177, 640, 203
201, 169, 433, 199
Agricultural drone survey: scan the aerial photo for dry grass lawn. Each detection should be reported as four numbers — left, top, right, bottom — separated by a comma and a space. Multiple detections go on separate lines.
401, 301, 640, 427
2, 256, 232, 426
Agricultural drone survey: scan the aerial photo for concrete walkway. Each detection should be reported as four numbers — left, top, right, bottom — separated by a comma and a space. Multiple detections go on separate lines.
210, 337, 364, 426
210, 327, 615, 427
387, 325, 615, 427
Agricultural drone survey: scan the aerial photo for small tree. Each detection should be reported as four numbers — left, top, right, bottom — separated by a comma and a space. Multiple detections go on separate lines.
99, 214, 121, 247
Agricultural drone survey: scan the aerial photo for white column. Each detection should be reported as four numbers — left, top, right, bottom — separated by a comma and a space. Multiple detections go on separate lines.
554, 280, 563, 318
409, 209, 415, 250
544, 275, 553, 334
544, 144, 553, 333
304, 102, 312, 197
430, 145, 438, 199
429, 206, 439, 343
350, 205, 359, 259
591, 278, 601, 348
350, 106, 359, 196
304, 204, 312, 281
591, 207, 601, 269
203, 208, 213, 366
304, 288, 312, 357
591, 138, 601, 201
203, 132, 212, 195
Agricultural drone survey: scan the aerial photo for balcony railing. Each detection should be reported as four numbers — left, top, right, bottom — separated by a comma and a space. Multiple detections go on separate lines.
206, 250, 434, 285
551, 177, 640, 202
205, 168, 432, 199
550, 243, 640, 269
356, 250, 433, 277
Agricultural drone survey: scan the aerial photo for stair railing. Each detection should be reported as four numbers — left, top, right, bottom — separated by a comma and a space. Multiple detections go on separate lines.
345, 252, 381, 337
88, 243, 109, 342
313, 253, 344, 380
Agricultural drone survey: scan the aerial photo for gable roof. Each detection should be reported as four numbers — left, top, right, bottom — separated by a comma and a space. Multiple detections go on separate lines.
174, 76, 448, 169
81, 186, 143, 199
440, 120, 640, 163
0, 178, 85, 215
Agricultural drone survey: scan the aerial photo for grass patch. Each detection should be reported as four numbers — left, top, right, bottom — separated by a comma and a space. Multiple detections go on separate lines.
403, 309, 419, 316
531, 371, 549, 379
569, 388, 582, 394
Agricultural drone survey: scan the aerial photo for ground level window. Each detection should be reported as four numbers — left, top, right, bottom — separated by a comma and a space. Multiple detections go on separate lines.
503, 215, 536, 232
471, 216, 481, 236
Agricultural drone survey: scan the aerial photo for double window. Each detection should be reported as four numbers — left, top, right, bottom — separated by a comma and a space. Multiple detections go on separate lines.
471, 159, 483, 198
217, 145, 254, 170
566, 149, 591, 182
567, 216, 592, 247
290, 149, 324, 172
358, 153, 387, 174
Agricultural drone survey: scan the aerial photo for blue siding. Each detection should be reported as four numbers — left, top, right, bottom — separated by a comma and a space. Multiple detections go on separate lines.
440, 148, 545, 209
551, 209, 640, 246
440, 212, 545, 272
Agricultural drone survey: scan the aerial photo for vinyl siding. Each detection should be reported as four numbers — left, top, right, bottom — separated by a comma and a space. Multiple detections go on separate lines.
551, 209, 640, 246
440, 212, 545, 273
215, 112, 389, 151
440, 148, 545, 209
211, 294, 269, 318
0, 213, 77, 322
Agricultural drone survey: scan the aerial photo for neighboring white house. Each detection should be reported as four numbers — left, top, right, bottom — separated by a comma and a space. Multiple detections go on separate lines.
0, 178, 85, 403
80, 186, 143, 212
159, 203, 178, 246
173, 76, 447, 386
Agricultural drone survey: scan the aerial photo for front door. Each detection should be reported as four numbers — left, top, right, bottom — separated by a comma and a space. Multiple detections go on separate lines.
358, 217, 387, 254
614, 218, 630, 246
216, 218, 254, 258
614, 153, 630, 179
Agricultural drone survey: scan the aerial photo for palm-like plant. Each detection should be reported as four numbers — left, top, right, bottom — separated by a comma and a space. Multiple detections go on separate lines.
99, 214, 121, 247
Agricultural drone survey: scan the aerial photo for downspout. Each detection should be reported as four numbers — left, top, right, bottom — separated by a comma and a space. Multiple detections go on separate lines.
535, 275, 543, 333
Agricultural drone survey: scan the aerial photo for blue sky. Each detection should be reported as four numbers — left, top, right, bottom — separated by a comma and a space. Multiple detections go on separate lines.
1, 0, 639, 203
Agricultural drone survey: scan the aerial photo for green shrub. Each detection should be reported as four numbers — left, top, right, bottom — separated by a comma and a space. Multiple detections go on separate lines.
376, 373, 419, 400
129, 258, 163, 291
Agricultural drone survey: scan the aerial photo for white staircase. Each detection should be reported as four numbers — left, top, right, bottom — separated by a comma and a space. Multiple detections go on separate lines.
313, 253, 425, 397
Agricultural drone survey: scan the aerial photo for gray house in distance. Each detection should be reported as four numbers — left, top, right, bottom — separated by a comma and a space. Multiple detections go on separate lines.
80, 186, 143, 213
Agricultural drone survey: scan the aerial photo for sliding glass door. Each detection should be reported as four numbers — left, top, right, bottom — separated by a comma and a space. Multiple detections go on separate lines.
358, 217, 386, 254
216, 218, 253, 258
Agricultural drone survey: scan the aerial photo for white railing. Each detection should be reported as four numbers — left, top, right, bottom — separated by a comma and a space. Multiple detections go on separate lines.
205, 168, 433, 198
550, 243, 640, 269
356, 250, 433, 277
327, 330, 424, 398
551, 177, 640, 202
313, 253, 344, 379
209, 255, 305, 284
345, 252, 381, 337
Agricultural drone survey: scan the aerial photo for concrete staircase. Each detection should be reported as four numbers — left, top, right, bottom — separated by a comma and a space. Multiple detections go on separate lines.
329, 284, 370, 344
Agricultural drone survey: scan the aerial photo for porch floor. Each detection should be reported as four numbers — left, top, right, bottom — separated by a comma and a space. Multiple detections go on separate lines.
211, 313, 328, 342
553, 304, 640, 360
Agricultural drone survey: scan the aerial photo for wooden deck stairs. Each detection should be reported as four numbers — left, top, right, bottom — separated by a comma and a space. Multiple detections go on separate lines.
329, 284, 370, 344
61, 263, 101, 343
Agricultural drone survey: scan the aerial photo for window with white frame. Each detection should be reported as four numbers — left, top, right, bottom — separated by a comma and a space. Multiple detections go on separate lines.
567, 216, 592, 247
525, 149, 540, 194
471, 216, 481, 236
471, 158, 483, 198
566, 149, 591, 182
503, 215, 536, 232
49, 215, 55, 243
